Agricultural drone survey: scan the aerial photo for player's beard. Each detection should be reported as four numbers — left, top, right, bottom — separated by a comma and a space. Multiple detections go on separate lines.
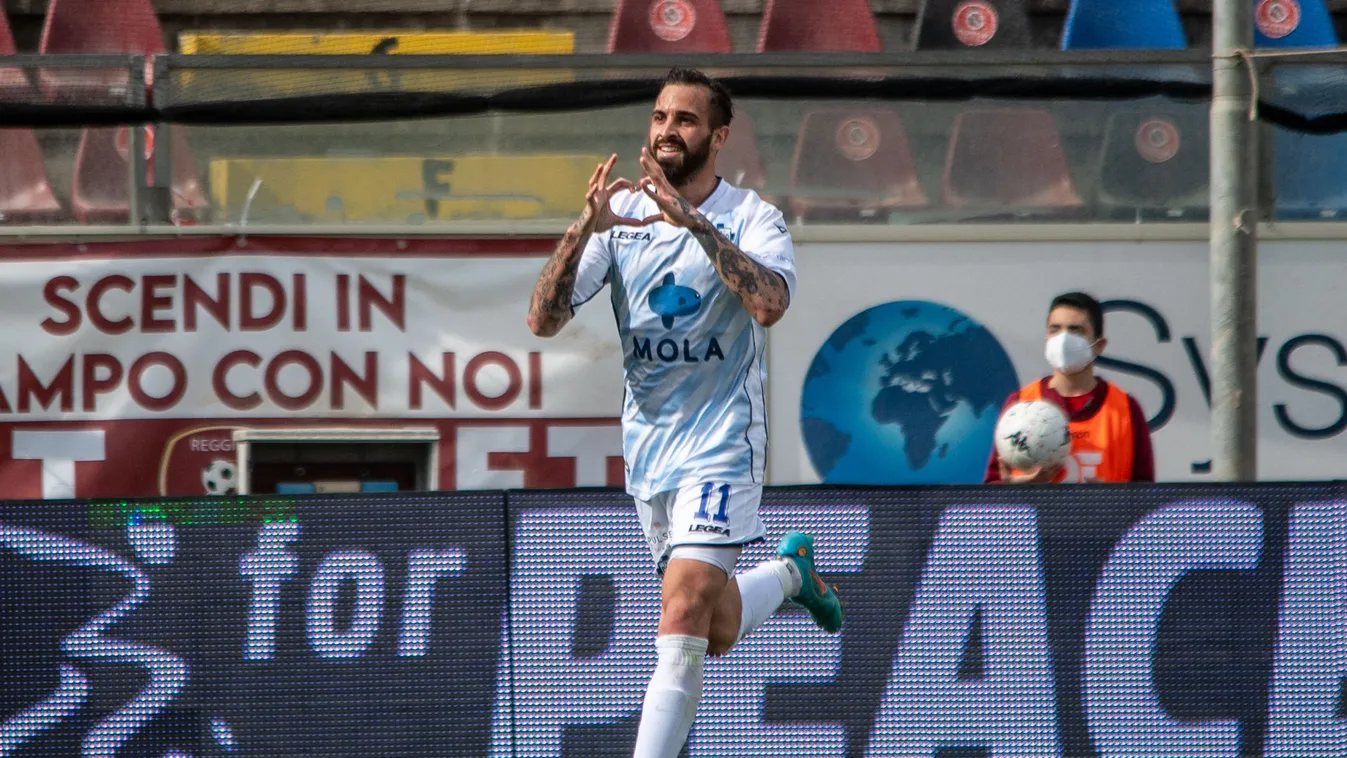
651, 133, 713, 187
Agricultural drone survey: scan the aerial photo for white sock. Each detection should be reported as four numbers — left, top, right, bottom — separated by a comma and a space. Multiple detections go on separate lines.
737, 559, 802, 641
632, 634, 708, 758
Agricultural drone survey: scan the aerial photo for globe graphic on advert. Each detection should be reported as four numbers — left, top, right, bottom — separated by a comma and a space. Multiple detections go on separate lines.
800, 300, 1020, 484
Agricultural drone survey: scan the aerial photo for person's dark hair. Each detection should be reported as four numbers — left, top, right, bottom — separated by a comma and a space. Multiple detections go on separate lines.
1049, 291, 1104, 338
660, 67, 734, 129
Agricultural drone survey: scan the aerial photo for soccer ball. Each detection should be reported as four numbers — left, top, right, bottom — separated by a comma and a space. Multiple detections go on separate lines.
202, 458, 237, 495
993, 400, 1072, 472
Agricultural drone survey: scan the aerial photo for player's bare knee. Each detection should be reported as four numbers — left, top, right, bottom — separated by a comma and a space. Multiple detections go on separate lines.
660, 587, 716, 630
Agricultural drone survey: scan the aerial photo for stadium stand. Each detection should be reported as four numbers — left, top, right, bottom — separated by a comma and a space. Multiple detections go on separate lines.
39, 0, 208, 223
759, 0, 908, 216
0, 11, 63, 223
913, 0, 1034, 50
942, 108, 1083, 212
1096, 108, 1208, 218
787, 109, 927, 222
182, 29, 589, 225
1057, 0, 1207, 216
1252, 0, 1347, 218
3, 0, 1347, 226
757, 0, 883, 53
608, 0, 733, 53
921, 0, 1080, 216
1060, 0, 1188, 48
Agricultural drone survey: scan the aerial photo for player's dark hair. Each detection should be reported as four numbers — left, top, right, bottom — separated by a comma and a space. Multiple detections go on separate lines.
1049, 292, 1104, 338
660, 67, 734, 130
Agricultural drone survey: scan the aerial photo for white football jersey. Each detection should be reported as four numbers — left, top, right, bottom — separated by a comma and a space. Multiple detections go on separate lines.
570, 179, 797, 500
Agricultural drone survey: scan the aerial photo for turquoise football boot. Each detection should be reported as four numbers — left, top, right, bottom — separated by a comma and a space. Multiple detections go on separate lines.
776, 531, 844, 633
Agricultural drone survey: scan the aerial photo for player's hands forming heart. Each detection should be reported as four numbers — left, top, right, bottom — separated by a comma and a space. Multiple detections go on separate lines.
584, 154, 661, 233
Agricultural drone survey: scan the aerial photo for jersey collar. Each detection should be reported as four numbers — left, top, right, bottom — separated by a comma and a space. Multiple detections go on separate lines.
697, 177, 728, 214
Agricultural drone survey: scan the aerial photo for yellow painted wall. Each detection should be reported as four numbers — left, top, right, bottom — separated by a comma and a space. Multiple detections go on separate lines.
210, 154, 604, 223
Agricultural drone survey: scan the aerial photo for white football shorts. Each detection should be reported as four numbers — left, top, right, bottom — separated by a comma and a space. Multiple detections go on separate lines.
635, 482, 766, 576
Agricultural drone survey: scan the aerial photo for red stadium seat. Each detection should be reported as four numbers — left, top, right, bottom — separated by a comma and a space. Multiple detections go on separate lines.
0, 9, 27, 95
608, 0, 732, 52
0, 12, 63, 223
943, 109, 1083, 210
39, 0, 165, 54
913, 0, 1078, 214
789, 109, 928, 221
760, 2, 891, 217
69, 125, 207, 224
0, 130, 64, 224
757, 0, 883, 52
719, 111, 769, 196
38, 0, 164, 96
39, 0, 208, 223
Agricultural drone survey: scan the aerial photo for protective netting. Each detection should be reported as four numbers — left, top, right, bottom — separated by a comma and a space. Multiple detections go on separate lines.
1, 53, 1346, 136
5, 52, 1347, 227
0, 56, 153, 116
152, 56, 1218, 124
0, 53, 1343, 137
1260, 58, 1347, 134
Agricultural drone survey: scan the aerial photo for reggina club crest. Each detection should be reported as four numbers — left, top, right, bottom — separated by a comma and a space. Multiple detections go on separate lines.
1255, 0, 1301, 39
952, 0, 999, 47
649, 0, 696, 42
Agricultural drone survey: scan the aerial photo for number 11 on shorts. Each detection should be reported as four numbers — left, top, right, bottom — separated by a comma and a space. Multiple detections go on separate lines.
695, 483, 731, 524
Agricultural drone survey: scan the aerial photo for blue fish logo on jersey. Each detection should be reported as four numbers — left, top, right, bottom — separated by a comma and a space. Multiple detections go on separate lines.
648, 272, 702, 328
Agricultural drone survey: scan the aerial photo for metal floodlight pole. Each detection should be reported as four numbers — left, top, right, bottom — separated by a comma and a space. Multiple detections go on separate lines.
1209, 0, 1259, 481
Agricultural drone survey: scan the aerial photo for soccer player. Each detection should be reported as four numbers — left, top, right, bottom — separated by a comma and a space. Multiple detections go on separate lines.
525, 67, 843, 757
985, 291, 1156, 483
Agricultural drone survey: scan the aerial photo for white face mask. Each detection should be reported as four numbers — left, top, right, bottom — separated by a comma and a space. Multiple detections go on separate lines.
1045, 331, 1098, 374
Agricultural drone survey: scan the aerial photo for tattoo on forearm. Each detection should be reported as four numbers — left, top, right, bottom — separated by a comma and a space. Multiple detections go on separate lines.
675, 196, 788, 320
528, 221, 589, 333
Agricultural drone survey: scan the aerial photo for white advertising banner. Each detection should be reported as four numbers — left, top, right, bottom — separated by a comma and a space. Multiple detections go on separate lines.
0, 237, 629, 498
4, 235, 1346, 498
2, 253, 622, 420
769, 239, 1347, 485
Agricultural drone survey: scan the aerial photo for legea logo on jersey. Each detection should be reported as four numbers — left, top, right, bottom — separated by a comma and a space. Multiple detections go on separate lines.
633, 272, 725, 363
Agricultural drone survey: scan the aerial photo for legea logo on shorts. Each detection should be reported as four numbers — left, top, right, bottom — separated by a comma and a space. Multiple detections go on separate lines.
800, 300, 1019, 485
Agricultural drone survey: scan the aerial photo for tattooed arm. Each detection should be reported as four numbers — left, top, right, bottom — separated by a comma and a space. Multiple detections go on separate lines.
686, 207, 790, 327
637, 148, 792, 328
527, 154, 655, 337
526, 220, 592, 338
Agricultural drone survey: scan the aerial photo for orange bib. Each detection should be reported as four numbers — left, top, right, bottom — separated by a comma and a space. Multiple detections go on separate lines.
1016, 381, 1135, 483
